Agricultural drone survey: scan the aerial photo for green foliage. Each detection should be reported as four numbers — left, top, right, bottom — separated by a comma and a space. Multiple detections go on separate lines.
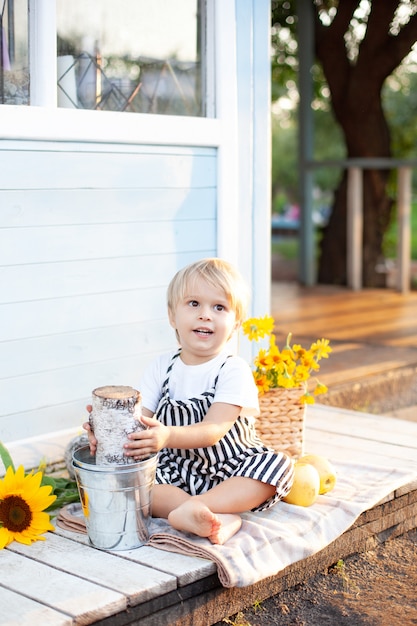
270, 0, 298, 102
272, 238, 298, 260
333, 558, 360, 595
0, 442, 15, 473
383, 202, 417, 260
272, 107, 344, 208
41, 475, 80, 512
272, 230, 324, 263
312, 108, 345, 191
274, 202, 417, 263
270, 0, 417, 243
270, 1, 330, 106
271, 118, 298, 204
221, 613, 252, 626
383, 66, 417, 159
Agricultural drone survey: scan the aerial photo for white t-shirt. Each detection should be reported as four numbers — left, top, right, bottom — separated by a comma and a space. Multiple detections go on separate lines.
139, 349, 260, 418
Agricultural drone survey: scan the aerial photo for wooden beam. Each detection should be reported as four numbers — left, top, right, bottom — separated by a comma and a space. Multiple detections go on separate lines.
397, 167, 412, 293
346, 167, 363, 290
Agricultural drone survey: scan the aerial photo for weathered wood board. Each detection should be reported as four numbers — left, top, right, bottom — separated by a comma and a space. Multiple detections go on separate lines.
1, 406, 416, 626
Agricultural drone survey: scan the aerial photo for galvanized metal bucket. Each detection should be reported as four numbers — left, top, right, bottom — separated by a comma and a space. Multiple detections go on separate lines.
72, 445, 157, 551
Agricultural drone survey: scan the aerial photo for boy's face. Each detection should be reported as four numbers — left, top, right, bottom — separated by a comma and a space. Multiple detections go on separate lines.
168, 275, 239, 365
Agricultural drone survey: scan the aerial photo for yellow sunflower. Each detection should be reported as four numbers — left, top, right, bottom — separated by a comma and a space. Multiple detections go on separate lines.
0, 465, 56, 548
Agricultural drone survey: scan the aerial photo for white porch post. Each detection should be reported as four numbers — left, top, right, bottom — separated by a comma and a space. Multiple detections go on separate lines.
251, 0, 272, 317
233, 0, 271, 365
29, 0, 57, 107
215, 0, 239, 267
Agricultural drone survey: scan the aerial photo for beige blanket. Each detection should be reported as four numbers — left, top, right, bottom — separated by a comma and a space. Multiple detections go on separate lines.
57, 460, 417, 588
147, 460, 416, 587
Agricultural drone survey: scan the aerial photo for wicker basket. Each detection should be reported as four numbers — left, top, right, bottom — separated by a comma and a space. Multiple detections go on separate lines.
257, 387, 306, 458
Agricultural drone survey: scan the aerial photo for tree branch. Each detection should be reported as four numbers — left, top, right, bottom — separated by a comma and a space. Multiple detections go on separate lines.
386, 13, 417, 70
313, 1, 360, 107
314, 0, 359, 47
363, 0, 399, 51
328, 0, 361, 41
359, 8, 417, 86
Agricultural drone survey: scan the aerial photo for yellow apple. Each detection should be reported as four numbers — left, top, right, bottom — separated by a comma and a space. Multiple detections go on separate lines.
298, 454, 337, 494
283, 462, 320, 507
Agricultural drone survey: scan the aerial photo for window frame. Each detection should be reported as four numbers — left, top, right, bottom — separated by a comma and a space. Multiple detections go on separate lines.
0, 0, 239, 261
0, 0, 228, 148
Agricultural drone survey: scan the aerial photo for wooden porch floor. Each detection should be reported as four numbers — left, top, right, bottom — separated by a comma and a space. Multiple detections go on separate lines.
270, 283, 417, 347
2, 286, 417, 626
271, 283, 417, 419
3, 405, 416, 626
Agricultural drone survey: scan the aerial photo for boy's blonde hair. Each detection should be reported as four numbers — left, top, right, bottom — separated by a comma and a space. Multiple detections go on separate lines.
167, 258, 249, 325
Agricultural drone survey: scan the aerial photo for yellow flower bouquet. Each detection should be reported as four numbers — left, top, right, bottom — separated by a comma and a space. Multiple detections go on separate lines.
242, 315, 332, 404
242, 315, 332, 456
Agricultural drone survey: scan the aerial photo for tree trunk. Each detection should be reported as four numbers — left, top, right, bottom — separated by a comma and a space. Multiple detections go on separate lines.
318, 171, 393, 287
89, 385, 144, 465
317, 68, 394, 285
313, 0, 417, 287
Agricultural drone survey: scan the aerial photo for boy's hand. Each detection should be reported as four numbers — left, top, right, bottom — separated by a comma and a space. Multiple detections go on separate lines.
82, 404, 97, 455
124, 414, 169, 459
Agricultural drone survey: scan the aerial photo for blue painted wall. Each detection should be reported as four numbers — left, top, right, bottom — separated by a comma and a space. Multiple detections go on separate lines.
0, 141, 217, 441
0, 0, 272, 453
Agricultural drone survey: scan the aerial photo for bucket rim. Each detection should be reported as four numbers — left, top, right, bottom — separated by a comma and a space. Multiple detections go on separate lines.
72, 445, 158, 473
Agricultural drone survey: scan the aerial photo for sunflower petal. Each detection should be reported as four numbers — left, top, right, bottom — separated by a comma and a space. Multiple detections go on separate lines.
29, 512, 55, 532
0, 527, 14, 549
25, 488, 57, 512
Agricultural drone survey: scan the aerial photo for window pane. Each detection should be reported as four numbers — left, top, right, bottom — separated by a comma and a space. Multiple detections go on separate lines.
56, 0, 203, 116
0, 0, 29, 105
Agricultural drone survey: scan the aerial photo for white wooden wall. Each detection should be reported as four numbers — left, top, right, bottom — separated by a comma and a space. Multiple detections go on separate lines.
0, 141, 216, 442
0, 0, 271, 462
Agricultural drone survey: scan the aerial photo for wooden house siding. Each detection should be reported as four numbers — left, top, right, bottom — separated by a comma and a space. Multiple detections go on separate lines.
0, 0, 271, 454
0, 141, 217, 442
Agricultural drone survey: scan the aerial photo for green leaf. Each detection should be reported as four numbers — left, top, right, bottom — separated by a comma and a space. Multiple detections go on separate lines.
40, 474, 80, 511
41, 475, 57, 489
0, 441, 15, 473
46, 490, 80, 512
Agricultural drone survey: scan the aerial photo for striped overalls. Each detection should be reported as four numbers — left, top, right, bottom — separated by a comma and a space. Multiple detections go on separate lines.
154, 352, 294, 511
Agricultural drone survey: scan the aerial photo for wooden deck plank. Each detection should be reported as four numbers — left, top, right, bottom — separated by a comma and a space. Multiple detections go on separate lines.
1, 404, 417, 626
280, 307, 417, 337
271, 284, 417, 348
52, 526, 216, 586
305, 429, 417, 466
0, 587, 72, 626
306, 422, 417, 464
308, 405, 417, 449
305, 406, 417, 467
7, 533, 177, 606
0, 550, 126, 624
107, 546, 216, 586
314, 362, 416, 387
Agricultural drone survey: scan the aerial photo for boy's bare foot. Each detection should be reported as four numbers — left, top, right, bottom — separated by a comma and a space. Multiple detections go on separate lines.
168, 500, 242, 545
210, 513, 242, 545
